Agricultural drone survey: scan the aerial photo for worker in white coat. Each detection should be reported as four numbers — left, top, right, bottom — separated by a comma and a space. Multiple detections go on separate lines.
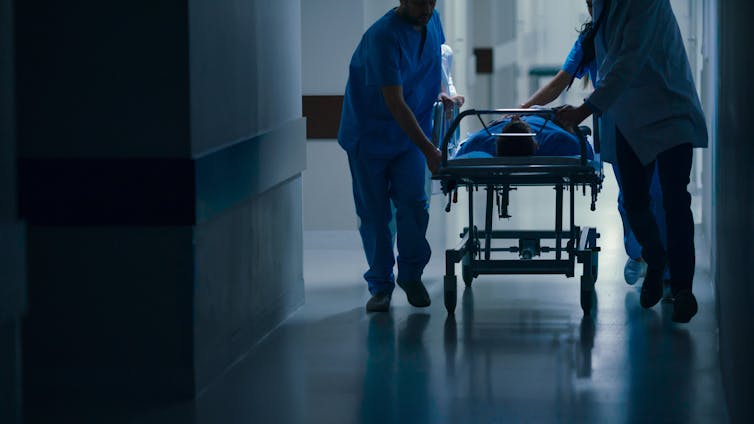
556, 0, 708, 323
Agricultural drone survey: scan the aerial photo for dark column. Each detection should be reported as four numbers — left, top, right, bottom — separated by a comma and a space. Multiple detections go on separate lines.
0, 0, 25, 423
717, 1, 754, 423
16, 0, 305, 411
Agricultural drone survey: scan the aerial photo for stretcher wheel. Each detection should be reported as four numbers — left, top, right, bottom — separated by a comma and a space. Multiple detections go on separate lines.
462, 266, 474, 287
444, 275, 457, 314
580, 290, 597, 316
445, 289, 457, 314
590, 251, 599, 283
462, 255, 474, 287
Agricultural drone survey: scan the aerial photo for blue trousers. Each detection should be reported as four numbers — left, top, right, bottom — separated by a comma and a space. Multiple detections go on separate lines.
613, 161, 670, 279
615, 130, 694, 293
348, 147, 431, 295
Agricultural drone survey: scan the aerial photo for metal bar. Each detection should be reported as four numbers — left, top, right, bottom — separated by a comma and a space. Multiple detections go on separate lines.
485, 246, 561, 253
445, 232, 470, 276
472, 260, 573, 275
592, 115, 601, 154
570, 182, 576, 248
467, 185, 474, 256
555, 184, 563, 260
484, 185, 494, 260
474, 230, 573, 239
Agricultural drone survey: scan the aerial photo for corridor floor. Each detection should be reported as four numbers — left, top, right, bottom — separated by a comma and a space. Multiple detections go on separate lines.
43, 167, 729, 423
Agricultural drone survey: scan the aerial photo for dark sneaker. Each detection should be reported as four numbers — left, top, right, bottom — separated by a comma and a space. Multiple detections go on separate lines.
396, 280, 431, 308
366, 292, 392, 312
640, 265, 665, 308
672, 290, 698, 323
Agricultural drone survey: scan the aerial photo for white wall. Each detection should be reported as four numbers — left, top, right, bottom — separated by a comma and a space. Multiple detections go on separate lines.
301, 0, 366, 230
302, 0, 363, 95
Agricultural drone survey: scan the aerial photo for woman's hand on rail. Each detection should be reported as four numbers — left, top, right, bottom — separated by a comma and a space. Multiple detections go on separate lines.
555, 104, 593, 131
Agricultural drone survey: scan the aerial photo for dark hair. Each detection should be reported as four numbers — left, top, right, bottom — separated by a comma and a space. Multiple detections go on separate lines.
568, 20, 595, 90
496, 119, 538, 156
579, 20, 593, 35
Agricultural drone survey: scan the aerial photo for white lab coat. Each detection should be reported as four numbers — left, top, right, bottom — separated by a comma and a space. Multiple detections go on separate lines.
588, 0, 708, 165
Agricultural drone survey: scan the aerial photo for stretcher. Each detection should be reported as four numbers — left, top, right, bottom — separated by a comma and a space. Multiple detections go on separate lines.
431, 105, 604, 315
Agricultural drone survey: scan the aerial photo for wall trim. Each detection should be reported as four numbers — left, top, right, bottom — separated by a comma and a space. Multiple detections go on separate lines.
195, 118, 306, 223
19, 118, 307, 226
302, 95, 343, 139
473, 47, 493, 74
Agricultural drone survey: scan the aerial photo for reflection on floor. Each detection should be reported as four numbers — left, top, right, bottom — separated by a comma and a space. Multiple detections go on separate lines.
32, 166, 729, 423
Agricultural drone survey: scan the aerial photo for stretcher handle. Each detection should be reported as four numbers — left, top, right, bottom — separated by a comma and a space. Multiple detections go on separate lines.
592, 114, 601, 154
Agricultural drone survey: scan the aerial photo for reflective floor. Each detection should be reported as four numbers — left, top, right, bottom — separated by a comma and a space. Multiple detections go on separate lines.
32, 166, 729, 423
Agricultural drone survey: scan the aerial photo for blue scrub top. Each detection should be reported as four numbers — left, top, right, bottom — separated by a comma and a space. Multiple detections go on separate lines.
562, 31, 596, 83
338, 9, 445, 158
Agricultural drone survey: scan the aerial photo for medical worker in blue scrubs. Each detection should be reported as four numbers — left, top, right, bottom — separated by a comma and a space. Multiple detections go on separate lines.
557, 0, 708, 323
520, 0, 668, 287
338, 0, 446, 312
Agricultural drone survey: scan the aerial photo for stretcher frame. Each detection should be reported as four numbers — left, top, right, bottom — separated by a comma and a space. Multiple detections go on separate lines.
431, 106, 604, 315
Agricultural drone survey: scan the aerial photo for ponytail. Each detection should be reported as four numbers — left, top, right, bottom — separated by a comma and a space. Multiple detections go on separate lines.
567, 21, 596, 91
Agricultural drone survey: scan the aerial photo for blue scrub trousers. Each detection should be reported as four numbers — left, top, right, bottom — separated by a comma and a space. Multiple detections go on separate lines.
615, 130, 695, 293
348, 146, 431, 295
613, 161, 670, 279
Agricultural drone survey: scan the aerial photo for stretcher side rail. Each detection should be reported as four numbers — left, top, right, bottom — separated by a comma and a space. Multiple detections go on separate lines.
437, 108, 592, 168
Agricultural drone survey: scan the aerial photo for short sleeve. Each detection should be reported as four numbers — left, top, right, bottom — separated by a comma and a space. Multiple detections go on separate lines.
562, 34, 587, 79
364, 30, 402, 87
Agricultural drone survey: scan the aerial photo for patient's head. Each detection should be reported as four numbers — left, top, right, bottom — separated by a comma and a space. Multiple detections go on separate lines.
496, 118, 538, 156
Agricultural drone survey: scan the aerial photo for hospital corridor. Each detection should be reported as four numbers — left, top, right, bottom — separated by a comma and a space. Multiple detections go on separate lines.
1, 1, 752, 423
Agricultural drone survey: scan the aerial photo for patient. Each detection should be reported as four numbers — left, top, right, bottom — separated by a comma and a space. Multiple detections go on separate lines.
453, 115, 594, 159
495, 118, 538, 156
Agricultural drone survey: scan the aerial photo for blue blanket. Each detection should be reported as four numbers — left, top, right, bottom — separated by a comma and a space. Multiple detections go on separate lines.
453, 116, 594, 160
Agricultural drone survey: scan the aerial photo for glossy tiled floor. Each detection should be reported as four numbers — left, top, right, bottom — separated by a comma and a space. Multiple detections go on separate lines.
38, 166, 729, 423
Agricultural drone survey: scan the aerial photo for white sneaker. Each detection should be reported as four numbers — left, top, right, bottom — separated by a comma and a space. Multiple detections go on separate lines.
624, 258, 648, 285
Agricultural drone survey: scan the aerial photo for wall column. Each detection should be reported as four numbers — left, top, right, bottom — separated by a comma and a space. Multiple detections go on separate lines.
716, 1, 754, 423
1, 0, 25, 422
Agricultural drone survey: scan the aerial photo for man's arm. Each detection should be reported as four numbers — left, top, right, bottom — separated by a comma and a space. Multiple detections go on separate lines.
381, 85, 442, 172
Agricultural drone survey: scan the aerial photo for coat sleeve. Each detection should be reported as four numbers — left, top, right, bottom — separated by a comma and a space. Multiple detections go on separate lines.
586, 0, 665, 112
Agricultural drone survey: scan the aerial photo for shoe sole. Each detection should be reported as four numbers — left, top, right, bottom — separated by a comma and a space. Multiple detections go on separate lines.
396, 281, 431, 308
366, 305, 390, 312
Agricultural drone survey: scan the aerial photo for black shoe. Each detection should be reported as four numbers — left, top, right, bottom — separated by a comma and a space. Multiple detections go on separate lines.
396, 280, 431, 308
672, 290, 698, 323
366, 292, 392, 312
640, 265, 664, 309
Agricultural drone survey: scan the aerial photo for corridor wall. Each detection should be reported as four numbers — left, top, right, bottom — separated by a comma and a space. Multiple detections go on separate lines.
16, 0, 305, 404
